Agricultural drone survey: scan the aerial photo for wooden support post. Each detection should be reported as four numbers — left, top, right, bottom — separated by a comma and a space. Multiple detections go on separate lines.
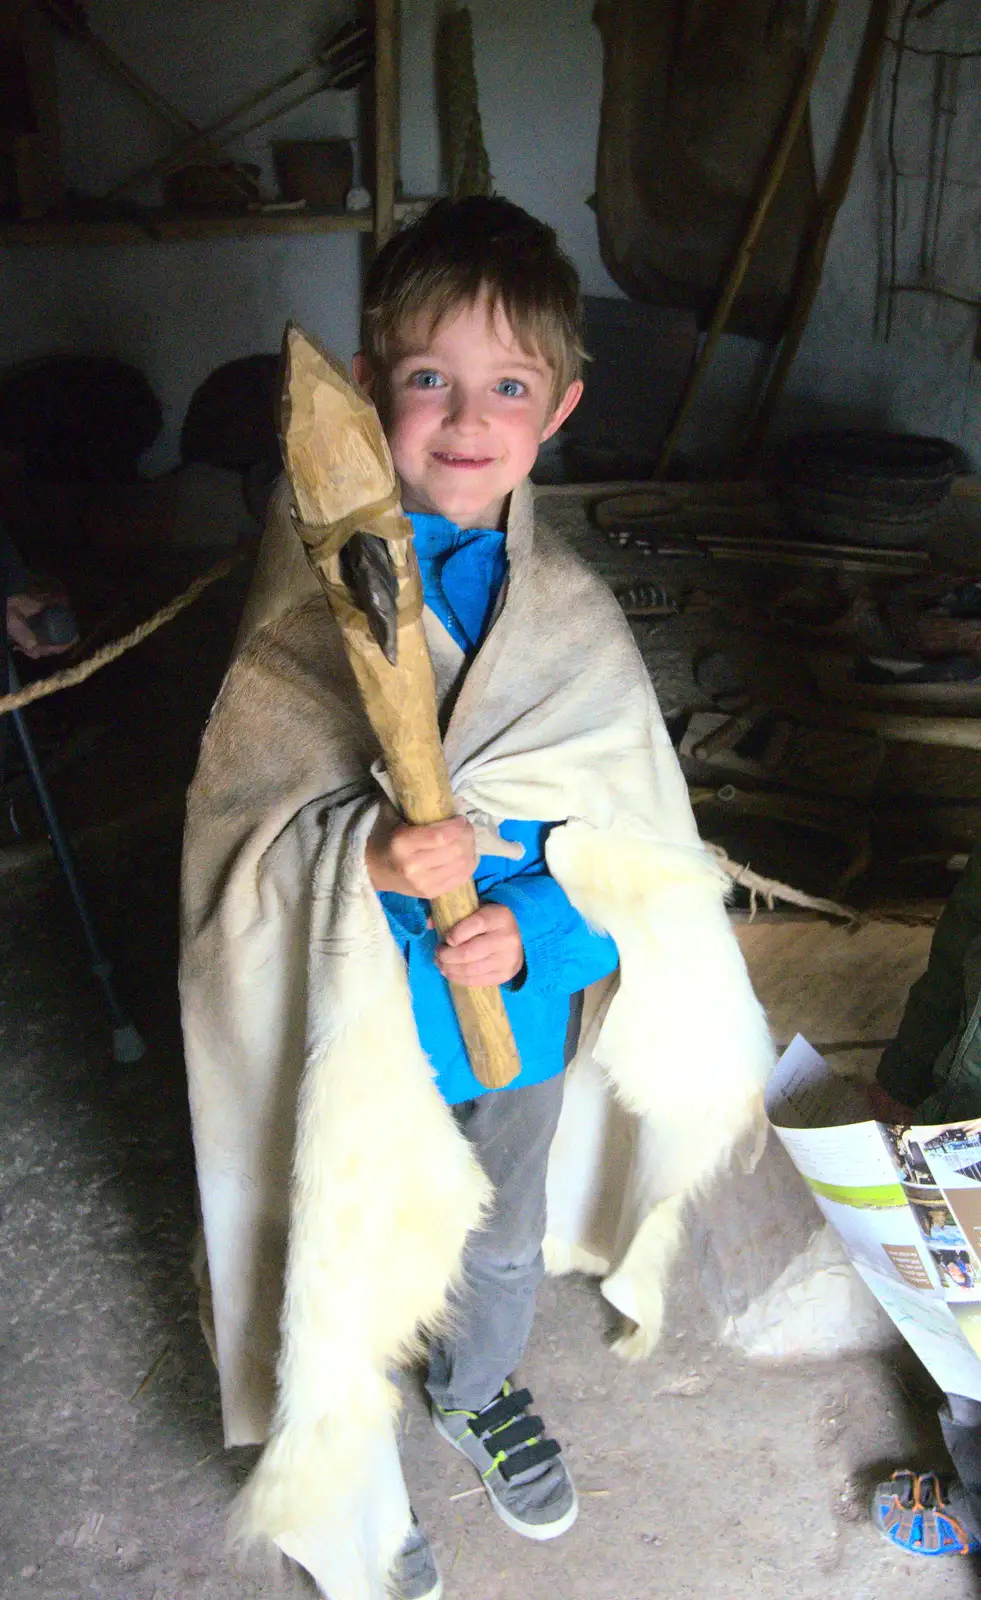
655, 0, 840, 478
0, 0, 63, 217
373, 0, 399, 249
739, 0, 893, 467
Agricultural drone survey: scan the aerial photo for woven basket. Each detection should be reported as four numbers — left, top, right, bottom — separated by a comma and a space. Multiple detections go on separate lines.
782, 431, 959, 549
272, 140, 353, 208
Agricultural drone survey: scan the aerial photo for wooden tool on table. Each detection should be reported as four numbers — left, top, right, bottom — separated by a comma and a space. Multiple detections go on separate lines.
277, 322, 520, 1091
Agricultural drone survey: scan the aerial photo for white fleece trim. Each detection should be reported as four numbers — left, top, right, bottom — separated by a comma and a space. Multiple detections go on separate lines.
548, 824, 772, 1136
545, 823, 774, 1353
231, 812, 491, 1579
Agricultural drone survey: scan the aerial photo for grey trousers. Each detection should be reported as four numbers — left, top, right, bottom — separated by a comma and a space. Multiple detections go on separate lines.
426, 1071, 566, 1413
942, 1393, 981, 1537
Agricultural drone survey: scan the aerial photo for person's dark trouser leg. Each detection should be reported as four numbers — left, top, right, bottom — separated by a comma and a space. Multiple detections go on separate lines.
426, 1071, 566, 1413
940, 1393, 981, 1537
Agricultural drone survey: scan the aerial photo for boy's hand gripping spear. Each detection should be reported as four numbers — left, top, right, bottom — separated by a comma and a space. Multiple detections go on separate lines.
277, 322, 521, 1090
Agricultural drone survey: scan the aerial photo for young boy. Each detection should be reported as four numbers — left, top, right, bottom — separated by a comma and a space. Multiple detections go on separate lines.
180, 197, 770, 1600
351, 198, 618, 1593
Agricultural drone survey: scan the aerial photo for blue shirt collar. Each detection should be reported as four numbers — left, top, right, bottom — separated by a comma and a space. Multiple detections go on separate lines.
407, 512, 508, 656
408, 512, 504, 558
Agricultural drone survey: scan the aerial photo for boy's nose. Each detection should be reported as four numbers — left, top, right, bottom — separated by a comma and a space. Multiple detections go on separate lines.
445, 390, 487, 430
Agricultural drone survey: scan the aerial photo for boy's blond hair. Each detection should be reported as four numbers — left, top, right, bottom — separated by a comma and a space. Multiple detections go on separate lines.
360, 196, 585, 409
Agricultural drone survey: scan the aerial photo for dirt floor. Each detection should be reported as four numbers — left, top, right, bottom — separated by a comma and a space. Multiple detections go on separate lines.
3, 492, 981, 1599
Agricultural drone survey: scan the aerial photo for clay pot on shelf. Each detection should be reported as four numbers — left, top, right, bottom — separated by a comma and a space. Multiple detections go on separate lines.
272, 139, 353, 208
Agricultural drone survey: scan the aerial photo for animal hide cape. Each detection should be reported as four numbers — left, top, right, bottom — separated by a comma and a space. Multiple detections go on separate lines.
179, 478, 774, 1598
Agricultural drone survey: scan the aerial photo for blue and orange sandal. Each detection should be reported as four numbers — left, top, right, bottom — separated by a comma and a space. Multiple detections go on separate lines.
872, 1470, 981, 1556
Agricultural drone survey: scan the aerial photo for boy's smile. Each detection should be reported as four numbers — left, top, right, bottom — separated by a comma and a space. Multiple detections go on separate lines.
354, 293, 581, 531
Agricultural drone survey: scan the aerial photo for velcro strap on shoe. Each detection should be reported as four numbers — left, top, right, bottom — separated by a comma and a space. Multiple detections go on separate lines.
474, 1388, 534, 1438
890, 1471, 916, 1508
498, 1437, 561, 1482
486, 1416, 546, 1456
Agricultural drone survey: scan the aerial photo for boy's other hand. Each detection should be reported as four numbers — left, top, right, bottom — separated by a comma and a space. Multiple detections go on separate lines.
866, 1082, 917, 1124
7, 588, 76, 659
365, 805, 477, 898
435, 903, 524, 987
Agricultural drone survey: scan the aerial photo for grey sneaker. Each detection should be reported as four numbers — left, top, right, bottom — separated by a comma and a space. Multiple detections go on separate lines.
388, 1513, 442, 1600
432, 1381, 578, 1541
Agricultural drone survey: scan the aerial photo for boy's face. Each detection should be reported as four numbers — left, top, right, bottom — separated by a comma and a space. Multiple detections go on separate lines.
354, 292, 582, 530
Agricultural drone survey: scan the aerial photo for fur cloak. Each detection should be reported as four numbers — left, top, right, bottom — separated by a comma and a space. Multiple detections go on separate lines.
179, 478, 773, 1598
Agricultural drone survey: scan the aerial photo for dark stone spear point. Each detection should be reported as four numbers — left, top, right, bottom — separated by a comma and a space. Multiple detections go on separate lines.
338, 531, 400, 665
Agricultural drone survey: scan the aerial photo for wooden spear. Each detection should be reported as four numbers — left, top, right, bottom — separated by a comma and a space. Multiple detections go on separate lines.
276, 322, 520, 1091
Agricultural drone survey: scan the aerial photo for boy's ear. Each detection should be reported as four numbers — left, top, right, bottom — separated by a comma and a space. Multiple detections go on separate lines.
540, 379, 584, 443
351, 350, 372, 393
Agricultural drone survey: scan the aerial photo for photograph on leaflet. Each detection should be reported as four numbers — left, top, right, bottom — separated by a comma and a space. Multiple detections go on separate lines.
909, 1194, 970, 1252
923, 1125, 981, 1189
936, 1184, 981, 1272
880, 1123, 935, 1187
930, 1248, 977, 1292
907, 1125, 981, 1275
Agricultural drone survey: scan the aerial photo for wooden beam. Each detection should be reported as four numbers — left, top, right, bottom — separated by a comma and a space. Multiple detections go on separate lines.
373, 0, 399, 249
779, 702, 981, 752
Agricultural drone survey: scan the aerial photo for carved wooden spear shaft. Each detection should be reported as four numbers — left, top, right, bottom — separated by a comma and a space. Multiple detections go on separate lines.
277, 322, 520, 1090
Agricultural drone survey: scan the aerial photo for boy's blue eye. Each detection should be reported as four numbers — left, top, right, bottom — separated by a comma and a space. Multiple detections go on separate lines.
410, 370, 445, 389
495, 378, 525, 398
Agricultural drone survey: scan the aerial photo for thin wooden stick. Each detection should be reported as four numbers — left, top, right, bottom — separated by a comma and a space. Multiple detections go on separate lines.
771, 699, 981, 752
36, 0, 204, 138
655, 0, 841, 477
739, 0, 893, 466
884, 0, 918, 340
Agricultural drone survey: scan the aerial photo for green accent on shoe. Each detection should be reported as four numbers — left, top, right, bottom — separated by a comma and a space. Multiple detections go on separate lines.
432, 1380, 578, 1542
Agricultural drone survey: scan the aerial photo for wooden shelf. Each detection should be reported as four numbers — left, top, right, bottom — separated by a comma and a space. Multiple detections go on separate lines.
0, 207, 375, 246
0, 195, 434, 248
2, 0, 407, 250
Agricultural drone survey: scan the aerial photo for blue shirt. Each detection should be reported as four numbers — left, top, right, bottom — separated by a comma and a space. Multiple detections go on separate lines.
379, 512, 619, 1104
409, 513, 509, 658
